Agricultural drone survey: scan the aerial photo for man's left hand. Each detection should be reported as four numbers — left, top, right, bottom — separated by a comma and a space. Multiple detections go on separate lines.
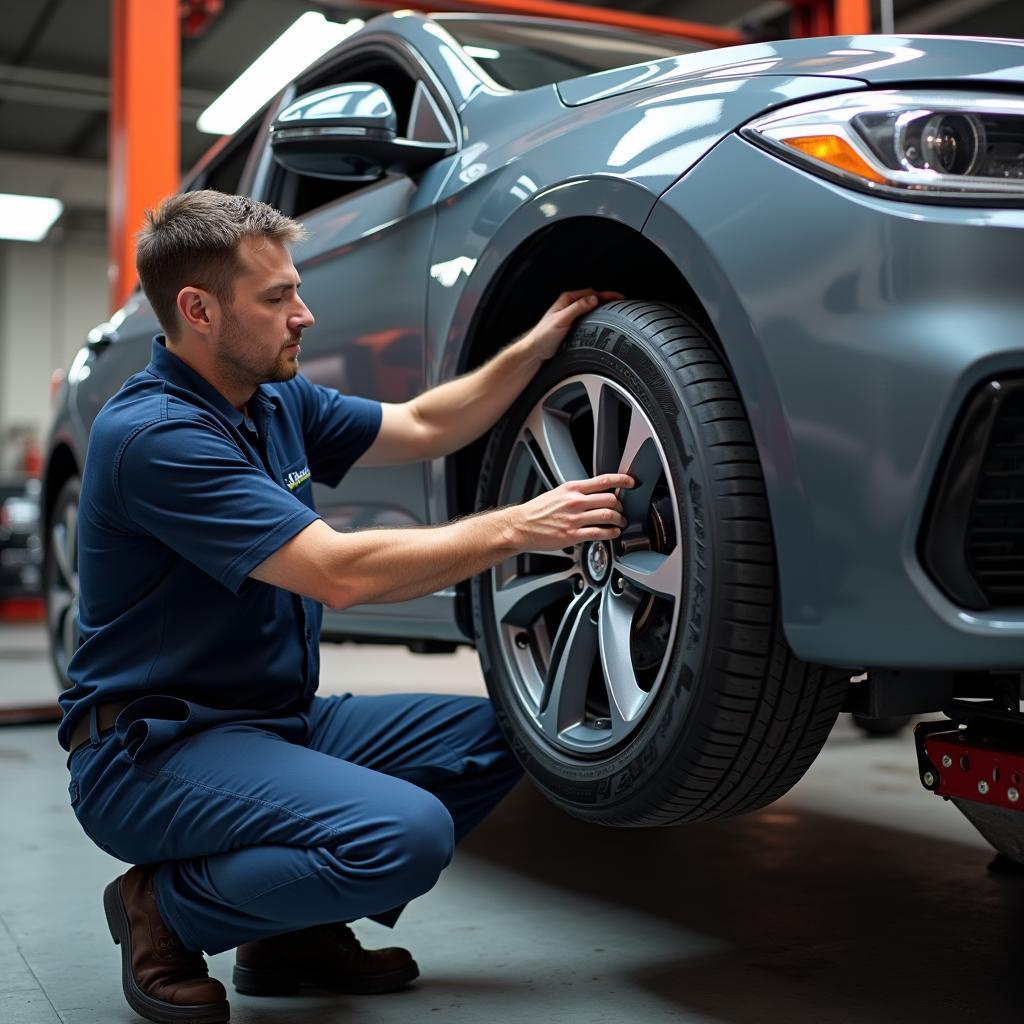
523, 288, 625, 363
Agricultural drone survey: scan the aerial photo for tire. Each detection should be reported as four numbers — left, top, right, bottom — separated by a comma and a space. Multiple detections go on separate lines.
43, 475, 80, 690
851, 713, 913, 737
471, 300, 848, 826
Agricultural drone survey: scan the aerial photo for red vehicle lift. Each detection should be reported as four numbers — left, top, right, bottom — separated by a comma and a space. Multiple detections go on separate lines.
916, 694, 1024, 864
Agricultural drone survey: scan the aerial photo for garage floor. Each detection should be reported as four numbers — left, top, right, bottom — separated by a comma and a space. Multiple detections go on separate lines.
2, 621, 1021, 1024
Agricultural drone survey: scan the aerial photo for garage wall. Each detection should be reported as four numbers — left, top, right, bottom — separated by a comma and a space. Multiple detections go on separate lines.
0, 237, 108, 473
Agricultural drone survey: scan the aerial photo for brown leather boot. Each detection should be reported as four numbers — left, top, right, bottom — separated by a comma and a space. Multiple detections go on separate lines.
103, 865, 229, 1024
233, 923, 419, 996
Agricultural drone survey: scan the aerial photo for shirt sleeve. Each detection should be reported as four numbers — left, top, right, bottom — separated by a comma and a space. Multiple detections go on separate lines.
294, 375, 382, 487
116, 413, 320, 594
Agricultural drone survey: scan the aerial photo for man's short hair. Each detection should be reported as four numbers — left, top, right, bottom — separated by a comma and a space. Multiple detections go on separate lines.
135, 190, 307, 335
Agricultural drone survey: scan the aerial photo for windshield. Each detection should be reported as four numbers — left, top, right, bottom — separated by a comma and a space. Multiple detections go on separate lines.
433, 16, 707, 91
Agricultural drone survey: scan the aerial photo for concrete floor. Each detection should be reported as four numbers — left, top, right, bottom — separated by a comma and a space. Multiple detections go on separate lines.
1, 621, 1021, 1024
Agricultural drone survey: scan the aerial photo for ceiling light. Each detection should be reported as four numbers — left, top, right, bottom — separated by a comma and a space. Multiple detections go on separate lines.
197, 12, 365, 136
0, 193, 63, 242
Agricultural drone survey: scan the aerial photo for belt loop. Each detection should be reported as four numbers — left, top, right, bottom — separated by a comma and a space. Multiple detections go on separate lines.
88, 704, 100, 747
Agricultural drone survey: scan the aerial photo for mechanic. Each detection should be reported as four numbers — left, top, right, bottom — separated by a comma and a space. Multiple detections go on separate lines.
58, 189, 632, 1024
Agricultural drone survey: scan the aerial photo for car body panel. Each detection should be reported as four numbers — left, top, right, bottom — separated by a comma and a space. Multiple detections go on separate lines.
559, 33, 1024, 106
647, 133, 1024, 668
424, 74, 865, 520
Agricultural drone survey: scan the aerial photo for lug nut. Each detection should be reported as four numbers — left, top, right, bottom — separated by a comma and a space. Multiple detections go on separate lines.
978, 780, 990, 796
923, 771, 936, 788
941, 754, 953, 768
514, 632, 529, 650
573, 576, 585, 594
1009, 788, 1020, 803
593, 718, 611, 730
612, 575, 625, 594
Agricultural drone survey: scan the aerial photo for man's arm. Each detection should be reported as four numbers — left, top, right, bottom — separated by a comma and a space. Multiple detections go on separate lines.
250, 473, 632, 608
356, 288, 622, 466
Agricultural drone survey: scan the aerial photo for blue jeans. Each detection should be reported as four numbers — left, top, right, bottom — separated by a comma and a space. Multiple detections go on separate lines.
67, 693, 522, 954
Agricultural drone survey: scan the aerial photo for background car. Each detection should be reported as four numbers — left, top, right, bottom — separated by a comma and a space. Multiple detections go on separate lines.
0, 476, 42, 602
43, 13, 1024, 839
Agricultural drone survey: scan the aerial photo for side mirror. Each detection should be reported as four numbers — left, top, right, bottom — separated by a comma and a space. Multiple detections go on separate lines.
270, 82, 455, 182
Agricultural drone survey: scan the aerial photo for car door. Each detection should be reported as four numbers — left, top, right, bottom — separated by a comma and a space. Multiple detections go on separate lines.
257, 40, 463, 640
260, 43, 460, 533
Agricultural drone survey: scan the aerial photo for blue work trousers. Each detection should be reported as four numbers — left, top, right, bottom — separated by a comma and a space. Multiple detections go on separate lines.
67, 693, 522, 954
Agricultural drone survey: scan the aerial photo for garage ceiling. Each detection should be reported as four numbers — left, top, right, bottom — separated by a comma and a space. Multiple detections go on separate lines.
1, 0, 1022, 178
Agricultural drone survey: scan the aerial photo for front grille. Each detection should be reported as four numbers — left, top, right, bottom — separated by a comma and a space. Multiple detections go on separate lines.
968, 392, 1024, 605
921, 377, 1024, 610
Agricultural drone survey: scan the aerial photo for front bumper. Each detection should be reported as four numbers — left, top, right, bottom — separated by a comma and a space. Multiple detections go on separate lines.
646, 132, 1024, 669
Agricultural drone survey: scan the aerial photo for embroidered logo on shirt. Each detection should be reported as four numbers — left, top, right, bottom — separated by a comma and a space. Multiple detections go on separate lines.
285, 466, 311, 491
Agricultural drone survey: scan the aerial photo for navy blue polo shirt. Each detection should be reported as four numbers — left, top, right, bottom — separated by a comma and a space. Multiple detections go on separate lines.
57, 337, 381, 754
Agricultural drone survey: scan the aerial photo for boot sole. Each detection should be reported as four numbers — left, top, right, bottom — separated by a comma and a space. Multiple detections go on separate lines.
232, 959, 420, 996
103, 878, 231, 1024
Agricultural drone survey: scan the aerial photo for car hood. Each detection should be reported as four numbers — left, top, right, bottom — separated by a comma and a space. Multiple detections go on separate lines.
558, 33, 1024, 106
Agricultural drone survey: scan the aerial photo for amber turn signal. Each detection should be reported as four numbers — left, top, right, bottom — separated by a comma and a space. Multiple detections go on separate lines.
780, 134, 888, 185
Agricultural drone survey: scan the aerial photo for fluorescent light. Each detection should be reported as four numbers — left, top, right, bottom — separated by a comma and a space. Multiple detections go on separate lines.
197, 13, 365, 135
0, 193, 63, 241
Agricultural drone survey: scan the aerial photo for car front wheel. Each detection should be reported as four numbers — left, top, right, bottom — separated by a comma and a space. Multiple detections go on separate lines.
472, 300, 848, 826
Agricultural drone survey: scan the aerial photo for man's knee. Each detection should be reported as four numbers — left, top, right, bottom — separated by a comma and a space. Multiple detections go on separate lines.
338, 787, 454, 893
400, 790, 455, 884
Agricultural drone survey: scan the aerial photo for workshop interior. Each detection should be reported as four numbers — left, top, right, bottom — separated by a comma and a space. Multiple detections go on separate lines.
5, 1, 1024, 1022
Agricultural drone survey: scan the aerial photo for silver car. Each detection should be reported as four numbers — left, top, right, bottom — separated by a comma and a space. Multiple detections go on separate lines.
43, 13, 1024, 840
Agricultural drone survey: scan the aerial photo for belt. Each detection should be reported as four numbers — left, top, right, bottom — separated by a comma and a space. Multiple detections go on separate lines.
68, 700, 134, 756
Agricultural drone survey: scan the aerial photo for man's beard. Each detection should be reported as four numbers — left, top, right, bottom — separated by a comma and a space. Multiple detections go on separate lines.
218, 306, 300, 388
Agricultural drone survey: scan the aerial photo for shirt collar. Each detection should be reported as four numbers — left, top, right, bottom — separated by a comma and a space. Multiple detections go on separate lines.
146, 336, 277, 428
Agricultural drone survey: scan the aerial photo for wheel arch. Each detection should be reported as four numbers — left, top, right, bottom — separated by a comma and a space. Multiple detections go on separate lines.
443, 210, 717, 635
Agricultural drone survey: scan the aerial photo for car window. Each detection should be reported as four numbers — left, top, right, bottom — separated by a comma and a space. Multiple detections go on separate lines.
185, 115, 264, 197
269, 53, 423, 219
204, 130, 257, 195
433, 17, 705, 91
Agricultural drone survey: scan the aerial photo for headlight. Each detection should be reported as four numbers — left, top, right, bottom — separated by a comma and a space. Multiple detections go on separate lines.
741, 90, 1024, 205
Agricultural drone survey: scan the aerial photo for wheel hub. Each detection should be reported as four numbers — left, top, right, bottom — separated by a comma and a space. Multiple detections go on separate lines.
584, 541, 611, 586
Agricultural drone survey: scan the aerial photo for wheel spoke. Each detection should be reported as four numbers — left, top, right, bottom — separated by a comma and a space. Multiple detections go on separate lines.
538, 591, 599, 735
598, 590, 648, 725
65, 503, 78, 569
617, 408, 662, 531
52, 524, 72, 589
524, 404, 588, 486
494, 566, 577, 628
48, 588, 72, 634
61, 598, 78, 663
584, 377, 621, 478
517, 438, 556, 493
616, 546, 683, 600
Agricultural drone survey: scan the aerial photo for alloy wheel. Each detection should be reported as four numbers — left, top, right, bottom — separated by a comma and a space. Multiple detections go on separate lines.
491, 374, 683, 756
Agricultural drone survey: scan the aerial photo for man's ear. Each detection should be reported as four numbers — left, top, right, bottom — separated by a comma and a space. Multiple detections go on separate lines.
176, 286, 218, 336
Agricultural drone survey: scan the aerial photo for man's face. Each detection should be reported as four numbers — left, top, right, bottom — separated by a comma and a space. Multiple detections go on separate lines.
214, 236, 315, 387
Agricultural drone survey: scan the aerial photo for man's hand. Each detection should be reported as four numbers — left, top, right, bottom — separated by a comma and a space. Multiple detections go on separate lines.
522, 289, 625, 363
505, 474, 634, 551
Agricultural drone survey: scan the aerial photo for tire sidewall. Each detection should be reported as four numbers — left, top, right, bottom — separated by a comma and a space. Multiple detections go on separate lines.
472, 306, 721, 817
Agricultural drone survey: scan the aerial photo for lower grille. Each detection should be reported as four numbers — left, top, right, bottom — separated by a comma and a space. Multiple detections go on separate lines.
969, 394, 1024, 605
921, 377, 1024, 610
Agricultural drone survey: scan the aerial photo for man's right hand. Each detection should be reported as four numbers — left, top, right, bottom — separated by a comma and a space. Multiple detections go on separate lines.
506, 474, 634, 552
253, 473, 635, 610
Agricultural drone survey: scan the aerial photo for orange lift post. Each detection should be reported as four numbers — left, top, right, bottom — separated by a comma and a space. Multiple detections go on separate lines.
108, 0, 180, 313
